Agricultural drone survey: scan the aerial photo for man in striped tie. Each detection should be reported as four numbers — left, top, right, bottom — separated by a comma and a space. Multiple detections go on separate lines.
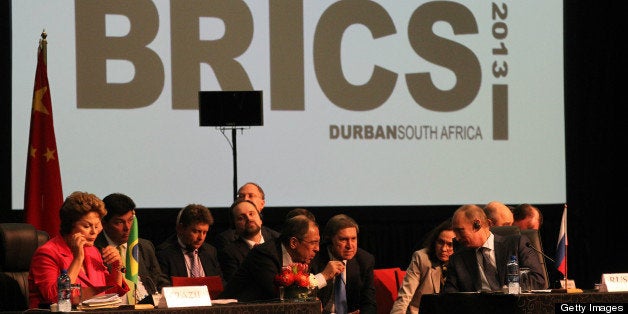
156, 204, 223, 281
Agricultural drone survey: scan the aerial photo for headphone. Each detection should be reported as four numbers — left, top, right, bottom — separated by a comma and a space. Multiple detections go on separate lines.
473, 220, 481, 230
176, 207, 185, 225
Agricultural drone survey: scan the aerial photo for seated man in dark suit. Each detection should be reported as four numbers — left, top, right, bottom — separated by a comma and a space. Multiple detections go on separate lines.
219, 215, 320, 301
156, 204, 222, 280
218, 199, 280, 281
310, 214, 376, 314
95, 193, 170, 304
214, 182, 278, 250
444, 204, 546, 293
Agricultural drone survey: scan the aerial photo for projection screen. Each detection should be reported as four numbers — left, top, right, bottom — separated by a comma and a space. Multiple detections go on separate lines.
11, 0, 565, 208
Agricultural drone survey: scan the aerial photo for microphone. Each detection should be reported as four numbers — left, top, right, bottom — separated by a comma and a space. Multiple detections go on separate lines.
525, 242, 566, 289
525, 242, 555, 263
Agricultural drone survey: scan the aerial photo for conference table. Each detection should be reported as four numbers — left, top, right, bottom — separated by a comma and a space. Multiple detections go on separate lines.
420, 291, 628, 313
22, 300, 321, 314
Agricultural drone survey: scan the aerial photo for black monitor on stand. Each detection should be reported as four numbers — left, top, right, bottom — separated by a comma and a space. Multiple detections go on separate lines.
199, 90, 263, 198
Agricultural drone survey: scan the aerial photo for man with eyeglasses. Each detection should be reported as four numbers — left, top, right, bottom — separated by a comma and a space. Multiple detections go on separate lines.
220, 215, 322, 301
213, 182, 278, 250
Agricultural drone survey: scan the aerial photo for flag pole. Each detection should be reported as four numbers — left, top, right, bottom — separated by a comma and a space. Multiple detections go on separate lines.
40, 30, 47, 61
24, 30, 63, 237
564, 204, 568, 284
126, 214, 139, 305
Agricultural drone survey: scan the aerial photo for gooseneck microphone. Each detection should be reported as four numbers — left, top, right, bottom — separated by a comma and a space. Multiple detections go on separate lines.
525, 242, 556, 263
525, 242, 567, 289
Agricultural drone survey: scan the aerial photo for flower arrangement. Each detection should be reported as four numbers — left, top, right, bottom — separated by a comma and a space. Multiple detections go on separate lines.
274, 263, 317, 301
275, 263, 310, 287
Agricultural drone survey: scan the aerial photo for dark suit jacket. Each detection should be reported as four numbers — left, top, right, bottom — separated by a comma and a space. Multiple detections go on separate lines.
213, 225, 278, 251
94, 233, 170, 295
155, 235, 223, 280
217, 227, 280, 282
444, 233, 546, 292
219, 239, 283, 301
309, 247, 377, 314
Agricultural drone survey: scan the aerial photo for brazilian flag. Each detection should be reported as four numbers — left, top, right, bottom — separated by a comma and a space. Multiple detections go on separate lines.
125, 215, 139, 283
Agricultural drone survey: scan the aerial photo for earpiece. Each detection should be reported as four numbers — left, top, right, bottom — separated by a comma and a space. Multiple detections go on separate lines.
473, 220, 481, 230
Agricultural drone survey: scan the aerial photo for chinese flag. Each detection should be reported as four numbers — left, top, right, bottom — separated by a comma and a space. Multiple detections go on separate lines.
24, 33, 63, 238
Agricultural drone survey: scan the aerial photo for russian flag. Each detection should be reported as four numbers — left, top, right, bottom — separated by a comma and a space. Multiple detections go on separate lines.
555, 206, 567, 276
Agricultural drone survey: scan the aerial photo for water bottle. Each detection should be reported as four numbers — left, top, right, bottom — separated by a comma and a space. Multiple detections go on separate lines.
506, 255, 520, 294
57, 269, 72, 312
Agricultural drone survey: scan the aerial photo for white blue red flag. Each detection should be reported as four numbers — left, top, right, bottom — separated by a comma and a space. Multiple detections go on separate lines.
555, 205, 567, 276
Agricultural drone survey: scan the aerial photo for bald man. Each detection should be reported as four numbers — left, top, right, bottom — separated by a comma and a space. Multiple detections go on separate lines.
483, 201, 514, 226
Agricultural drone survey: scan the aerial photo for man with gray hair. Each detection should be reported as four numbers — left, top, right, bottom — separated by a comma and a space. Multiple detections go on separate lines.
310, 214, 376, 314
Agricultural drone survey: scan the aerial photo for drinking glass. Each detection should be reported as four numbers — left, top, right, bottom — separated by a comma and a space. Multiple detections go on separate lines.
519, 267, 532, 292
152, 292, 162, 308
70, 283, 82, 308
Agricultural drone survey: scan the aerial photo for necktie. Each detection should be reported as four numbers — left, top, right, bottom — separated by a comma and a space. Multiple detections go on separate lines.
118, 244, 126, 267
188, 250, 202, 277
334, 273, 347, 314
481, 247, 500, 291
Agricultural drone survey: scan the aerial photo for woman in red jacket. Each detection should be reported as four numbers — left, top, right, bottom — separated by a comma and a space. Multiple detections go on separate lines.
28, 191, 129, 309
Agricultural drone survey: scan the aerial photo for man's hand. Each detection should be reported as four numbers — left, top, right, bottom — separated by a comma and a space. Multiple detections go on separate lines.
101, 245, 123, 272
322, 260, 345, 281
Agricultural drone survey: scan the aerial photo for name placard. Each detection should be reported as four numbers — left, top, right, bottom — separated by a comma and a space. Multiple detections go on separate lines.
158, 286, 212, 308
600, 273, 628, 292
559, 279, 576, 289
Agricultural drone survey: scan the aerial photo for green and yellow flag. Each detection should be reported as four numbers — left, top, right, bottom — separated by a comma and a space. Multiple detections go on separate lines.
125, 214, 139, 284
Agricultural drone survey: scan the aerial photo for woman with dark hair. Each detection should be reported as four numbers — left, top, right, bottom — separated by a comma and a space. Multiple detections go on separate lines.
28, 191, 129, 309
391, 218, 454, 314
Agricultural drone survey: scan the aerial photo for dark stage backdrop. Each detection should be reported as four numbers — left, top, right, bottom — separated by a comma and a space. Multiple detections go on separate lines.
1, 1, 626, 289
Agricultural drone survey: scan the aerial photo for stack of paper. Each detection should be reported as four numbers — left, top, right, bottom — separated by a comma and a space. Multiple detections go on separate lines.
78, 293, 122, 310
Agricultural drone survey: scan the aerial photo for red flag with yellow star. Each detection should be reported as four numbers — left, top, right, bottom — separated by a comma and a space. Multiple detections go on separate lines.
24, 33, 63, 237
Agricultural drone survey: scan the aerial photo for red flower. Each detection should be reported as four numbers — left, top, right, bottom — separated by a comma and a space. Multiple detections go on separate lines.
274, 263, 310, 288
294, 272, 310, 287
274, 269, 295, 287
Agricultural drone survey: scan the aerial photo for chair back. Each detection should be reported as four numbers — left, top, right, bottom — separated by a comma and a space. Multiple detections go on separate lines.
373, 267, 403, 314
0, 223, 50, 311
170, 276, 224, 300
521, 228, 549, 289
490, 225, 549, 289
489, 225, 521, 237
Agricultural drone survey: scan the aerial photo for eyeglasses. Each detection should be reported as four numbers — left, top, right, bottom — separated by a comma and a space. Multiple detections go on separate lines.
298, 238, 320, 246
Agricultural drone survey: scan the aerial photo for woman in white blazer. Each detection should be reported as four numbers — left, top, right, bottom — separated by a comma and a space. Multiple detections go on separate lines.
390, 219, 455, 314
